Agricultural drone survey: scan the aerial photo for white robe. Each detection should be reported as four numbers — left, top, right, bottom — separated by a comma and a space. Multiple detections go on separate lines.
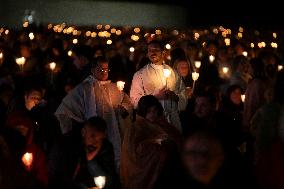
55, 75, 133, 167
130, 63, 187, 131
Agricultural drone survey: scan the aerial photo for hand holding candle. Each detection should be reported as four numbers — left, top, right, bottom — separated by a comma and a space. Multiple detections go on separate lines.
94, 176, 106, 189
22, 152, 33, 171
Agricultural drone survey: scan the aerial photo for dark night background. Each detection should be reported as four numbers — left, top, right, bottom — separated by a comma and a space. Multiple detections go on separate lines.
1, 0, 283, 29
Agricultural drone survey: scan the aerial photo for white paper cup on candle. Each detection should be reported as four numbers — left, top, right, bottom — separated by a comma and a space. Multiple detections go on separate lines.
163, 69, 171, 78
222, 67, 229, 74
94, 176, 106, 189
209, 55, 215, 63
49, 62, 56, 71
194, 61, 201, 69
241, 95, 246, 102
16, 57, 26, 72
16, 57, 26, 66
116, 81, 125, 91
22, 152, 33, 170
192, 72, 199, 81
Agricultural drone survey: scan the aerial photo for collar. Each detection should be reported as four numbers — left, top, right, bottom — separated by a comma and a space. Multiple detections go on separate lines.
97, 80, 111, 85
87, 75, 111, 85
150, 63, 165, 70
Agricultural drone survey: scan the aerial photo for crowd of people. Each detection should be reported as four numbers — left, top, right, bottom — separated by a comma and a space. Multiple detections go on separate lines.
1, 23, 284, 189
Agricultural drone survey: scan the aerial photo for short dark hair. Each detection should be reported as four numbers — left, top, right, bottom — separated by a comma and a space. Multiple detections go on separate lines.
24, 85, 43, 96
136, 95, 164, 118
85, 116, 107, 133
91, 56, 109, 68
147, 40, 164, 50
73, 45, 93, 60
226, 84, 243, 98
195, 91, 217, 107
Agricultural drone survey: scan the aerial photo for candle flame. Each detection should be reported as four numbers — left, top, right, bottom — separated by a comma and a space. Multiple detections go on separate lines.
192, 72, 199, 81
29, 32, 34, 40
129, 47, 135, 52
49, 62, 56, 71
163, 69, 171, 78
94, 176, 106, 189
222, 67, 229, 74
241, 95, 246, 102
16, 57, 26, 65
194, 61, 201, 69
209, 55, 215, 63
22, 152, 33, 169
116, 81, 125, 91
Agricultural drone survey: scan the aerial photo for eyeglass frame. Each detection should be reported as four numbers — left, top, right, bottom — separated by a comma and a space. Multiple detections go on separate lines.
96, 65, 110, 73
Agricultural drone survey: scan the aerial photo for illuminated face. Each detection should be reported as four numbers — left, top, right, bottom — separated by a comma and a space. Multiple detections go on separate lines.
147, 44, 163, 64
230, 88, 242, 105
177, 60, 189, 77
207, 44, 217, 56
194, 97, 213, 119
25, 90, 42, 110
82, 126, 106, 151
146, 106, 160, 123
20, 46, 31, 58
92, 62, 109, 81
182, 136, 224, 185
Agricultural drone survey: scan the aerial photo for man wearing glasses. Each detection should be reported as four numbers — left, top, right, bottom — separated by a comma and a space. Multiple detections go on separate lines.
55, 56, 133, 169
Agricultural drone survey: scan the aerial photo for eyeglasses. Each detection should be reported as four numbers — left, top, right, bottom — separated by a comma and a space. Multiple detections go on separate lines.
97, 66, 110, 73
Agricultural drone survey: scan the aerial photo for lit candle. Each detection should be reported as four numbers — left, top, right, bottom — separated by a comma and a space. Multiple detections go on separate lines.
278, 65, 283, 71
194, 61, 201, 69
242, 51, 248, 57
209, 55, 215, 63
192, 72, 199, 93
49, 62, 56, 71
22, 152, 33, 170
68, 50, 73, 57
73, 38, 78, 44
165, 44, 171, 50
0, 52, 3, 59
192, 72, 199, 81
116, 81, 125, 91
222, 67, 229, 74
16, 57, 26, 72
129, 47, 135, 53
163, 69, 171, 78
163, 69, 171, 89
241, 95, 246, 102
29, 32, 34, 40
94, 176, 106, 189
